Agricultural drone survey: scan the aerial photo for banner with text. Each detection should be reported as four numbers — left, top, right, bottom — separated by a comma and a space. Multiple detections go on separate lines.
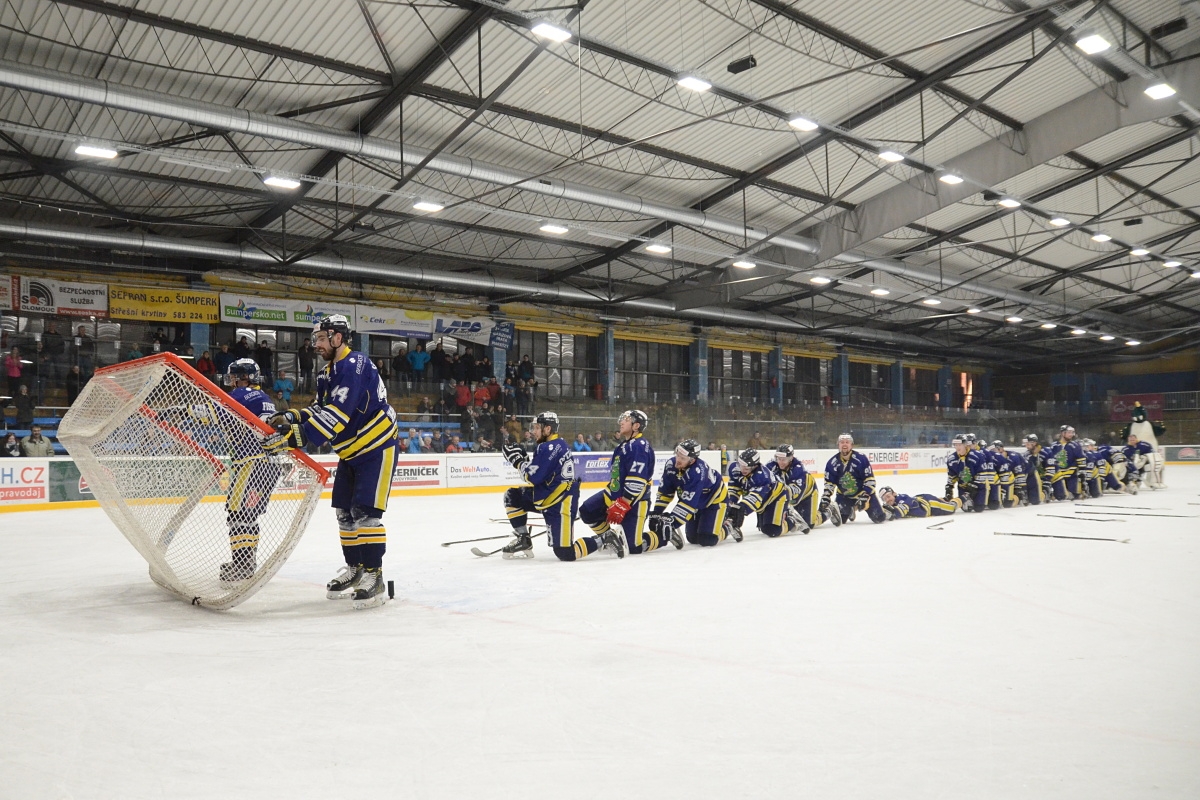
220, 293, 355, 329
0, 275, 14, 310
1109, 393, 1165, 422
354, 305, 433, 338
0, 459, 50, 505
109, 287, 220, 324
433, 315, 497, 347
19, 276, 108, 317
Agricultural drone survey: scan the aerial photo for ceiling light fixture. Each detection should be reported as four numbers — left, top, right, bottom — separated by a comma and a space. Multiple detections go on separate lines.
878, 150, 905, 162
922, 298, 941, 305
1005, 316, 1023, 323
966, 308, 982, 314
1144, 82, 1177, 100
538, 223, 569, 234
1049, 217, 1071, 227
1075, 34, 1112, 54
263, 175, 301, 190
1099, 334, 1116, 341
1130, 248, 1149, 256
1091, 232, 1112, 242
531, 21, 572, 42
75, 144, 118, 159
1040, 323, 1057, 329
1192, 271, 1200, 278
1163, 260, 1181, 268
1070, 328, 1087, 335
732, 260, 756, 269
412, 200, 445, 212
788, 115, 819, 132
998, 198, 1022, 209
677, 75, 712, 93
809, 276, 832, 284
870, 288, 890, 296
938, 173, 964, 185
1125, 339, 1141, 346
645, 243, 672, 254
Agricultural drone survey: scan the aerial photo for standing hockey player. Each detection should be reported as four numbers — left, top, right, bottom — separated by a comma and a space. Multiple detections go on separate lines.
499, 411, 607, 561
215, 358, 281, 584
769, 444, 821, 532
879, 487, 960, 519
729, 449, 803, 537
579, 409, 658, 555
1022, 434, 1050, 504
819, 433, 885, 524
267, 314, 399, 610
945, 434, 987, 512
649, 439, 734, 548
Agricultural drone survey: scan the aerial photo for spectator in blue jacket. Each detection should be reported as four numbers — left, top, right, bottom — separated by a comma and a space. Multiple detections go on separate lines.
406, 427, 422, 454
272, 369, 294, 402
572, 433, 592, 452
407, 343, 431, 389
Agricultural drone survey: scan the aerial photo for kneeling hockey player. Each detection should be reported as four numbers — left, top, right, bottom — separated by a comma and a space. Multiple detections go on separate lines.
649, 439, 734, 547
579, 409, 659, 556
820, 433, 886, 524
769, 444, 822, 532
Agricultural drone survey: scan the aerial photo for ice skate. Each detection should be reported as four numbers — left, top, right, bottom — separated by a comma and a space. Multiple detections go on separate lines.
669, 521, 684, 550
826, 502, 842, 527
723, 520, 743, 543
501, 531, 534, 559
601, 528, 625, 558
846, 502, 857, 523
787, 506, 810, 534
326, 563, 364, 599
219, 551, 256, 585
351, 568, 387, 610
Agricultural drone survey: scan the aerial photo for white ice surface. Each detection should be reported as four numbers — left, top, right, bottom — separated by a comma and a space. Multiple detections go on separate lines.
2, 470, 1198, 800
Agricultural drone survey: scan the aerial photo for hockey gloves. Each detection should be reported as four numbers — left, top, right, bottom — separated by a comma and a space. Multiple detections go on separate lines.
607, 496, 632, 524
502, 441, 529, 470
264, 418, 305, 454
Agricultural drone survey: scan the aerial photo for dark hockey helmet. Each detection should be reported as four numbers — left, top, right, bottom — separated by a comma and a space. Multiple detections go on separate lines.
880, 485, 896, 500
674, 438, 700, 461
534, 411, 560, 434
964, 433, 977, 444
226, 357, 262, 386
314, 313, 353, 339
618, 409, 648, 432
775, 443, 795, 461
737, 449, 761, 470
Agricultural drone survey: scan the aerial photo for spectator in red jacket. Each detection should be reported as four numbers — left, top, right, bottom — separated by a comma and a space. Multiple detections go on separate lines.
453, 380, 471, 412
473, 383, 491, 407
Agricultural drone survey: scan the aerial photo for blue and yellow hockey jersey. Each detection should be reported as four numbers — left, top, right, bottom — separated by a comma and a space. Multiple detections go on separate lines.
300, 346, 399, 460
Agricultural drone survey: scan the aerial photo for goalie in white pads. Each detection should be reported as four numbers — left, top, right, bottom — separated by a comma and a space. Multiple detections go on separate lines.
267, 315, 399, 609
500, 412, 605, 561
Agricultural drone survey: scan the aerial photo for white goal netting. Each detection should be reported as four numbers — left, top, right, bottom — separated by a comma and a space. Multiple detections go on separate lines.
58, 353, 328, 609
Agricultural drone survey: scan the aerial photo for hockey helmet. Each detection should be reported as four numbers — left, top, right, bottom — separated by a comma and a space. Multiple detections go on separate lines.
837, 432, 853, 443
737, 449, 761, 470
618, 409, 648, 432
674, 438, 700, 462
1060, 424, 1075, 436
880, 486, 896, 501
533, 411, 560, 434
964, 433, 977, 444
992, 439, 1004, 449
226, 357, 262, 386
1022, 433, 1038, 444
314, 313, 352, 339
951, 434, 967, 446
775, 443, 795, 462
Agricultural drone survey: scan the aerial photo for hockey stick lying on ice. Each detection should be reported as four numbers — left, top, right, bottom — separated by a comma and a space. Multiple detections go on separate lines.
471, 530, 547, 558
442, 524, 547, 547
1073, 503, 1165, 510
926, 519, 954, 530
1075, 510, 1198, 518
996, 531, 1129, 544
1036, 513, 1124, 523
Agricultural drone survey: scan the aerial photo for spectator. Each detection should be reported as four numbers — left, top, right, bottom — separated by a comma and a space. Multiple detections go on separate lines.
428, 429, 446, 453
273, 369, 295, 403
66, 365, 84, 405
273, 390, 290, 413
254, 340, 273, 381
196, 350, 217, 382
451, 354, 468, 385
461, 348, 476, 384
126, 344, 144, 362
454, 380, 471, 412
505, 414, 524, 443
297, 338, 316, 393
21, 424, 53, 457
517, 354, 534, 382
490, 403, 504, 444
460, 405, 479, 443
572, 433, 592, 452
477, 356, 493, 382
515, 379, 531, 416
406, 428, 422, 454
477, 402, 494, 442
417, 397, 431, 422
1, 432, 19, 457
42, 322, 65, 383
591, 431, 606, 450
746, 430, 767, 449
407, 343, 430, 389
476, 435, 494, 453
429, 340, 450, 388
74, 326, 95, 379
213, 343, 235, 377
420, 433, 434, 453
526, 375, 539, 404
6, 346, 24, 397
152, 327, 170, 351
32, 341, 49, 400
486, 376, 502, 405
232, 336, 251, 359
15, 384, 35, 428
445, 435, 461, 454
473, 382, 490, 408
391, 348, 411, 395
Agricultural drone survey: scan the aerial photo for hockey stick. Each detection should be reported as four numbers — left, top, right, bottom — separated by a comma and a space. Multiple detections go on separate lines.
1075, 510, 1198, 518
443, 524, 548, 547
471, 530, 549, 558
995, 531, 1129, 544
1036, 513, 1124, 523
926, 519, 954, 530
1074, 503, 1164, 510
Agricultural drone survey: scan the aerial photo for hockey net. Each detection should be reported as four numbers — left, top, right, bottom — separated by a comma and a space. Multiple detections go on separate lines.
57, 353, 328, 610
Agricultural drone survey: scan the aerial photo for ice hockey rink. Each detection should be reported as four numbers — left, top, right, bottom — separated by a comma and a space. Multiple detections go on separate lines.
2, 469, 1198, 800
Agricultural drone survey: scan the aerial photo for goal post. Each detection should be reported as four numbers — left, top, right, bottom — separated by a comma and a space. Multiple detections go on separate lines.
58, 353, 329, 610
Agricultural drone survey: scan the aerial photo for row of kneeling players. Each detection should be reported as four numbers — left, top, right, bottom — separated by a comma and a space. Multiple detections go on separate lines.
496, 415, 1168, 561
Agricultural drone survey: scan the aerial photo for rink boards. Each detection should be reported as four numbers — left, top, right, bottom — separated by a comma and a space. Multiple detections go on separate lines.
0, 443, 1182, 513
